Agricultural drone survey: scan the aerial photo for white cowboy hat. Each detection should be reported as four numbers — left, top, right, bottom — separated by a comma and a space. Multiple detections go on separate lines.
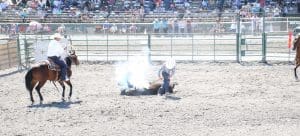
165, 58, 176, 69
51, 33, 63, 39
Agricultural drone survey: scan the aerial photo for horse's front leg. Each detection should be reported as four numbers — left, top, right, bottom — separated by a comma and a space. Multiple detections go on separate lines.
65, 81, 73, 100
29, 90, 34, 105
295, 64, 300, 80
58, 81, 66, 101
35, 81, 46, 104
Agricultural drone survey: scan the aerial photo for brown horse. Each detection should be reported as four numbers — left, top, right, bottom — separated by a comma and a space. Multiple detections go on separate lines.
293, 36, 300, 79
25, 51, 79, 104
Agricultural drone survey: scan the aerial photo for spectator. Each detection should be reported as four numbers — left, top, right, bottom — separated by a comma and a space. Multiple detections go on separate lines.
179, 19, 185, 36
230, 19, 236, 32
110, 24, 118, 34
153, 19, 160, 34
170, 2, 175, 11
9, 24, 17, 37
162, 18, 168, 34
37, 7, 46, 20
121, 22, 127, 34
57, 24, 66, 34
52, 0, 62, 14
44, 0, 49, 9
100, 0, 108, 9
173, 19, 179, 35
184, 1, 190, 9
201, 0, 208, 10
155, 0, 162, 9
103, 20, 110, 34
43, 24, 51, 33
139, 6, 145, 21
84, 0, 92, 11
129, 24, 137, 33
19, 8, 28, 23
17, 0, 27, 8
251, 15, 257, 34
186, 18, 192, 36
168, 18, 173, 34
0, 1, 9, 12
30, 0, 38, 10
0, 25, 4, 33
164, 0, 171, 10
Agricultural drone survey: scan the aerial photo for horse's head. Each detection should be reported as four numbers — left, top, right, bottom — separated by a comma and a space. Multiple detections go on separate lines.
65, 47, 79, 66
293, 36, 300, 51
69, 50, 80, 66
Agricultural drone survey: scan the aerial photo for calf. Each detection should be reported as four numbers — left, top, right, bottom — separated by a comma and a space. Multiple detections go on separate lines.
120, 80, 177, 96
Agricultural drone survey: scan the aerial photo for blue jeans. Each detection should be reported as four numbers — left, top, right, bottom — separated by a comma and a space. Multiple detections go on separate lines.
49, 56, 67, 80
162, 71, 170, 93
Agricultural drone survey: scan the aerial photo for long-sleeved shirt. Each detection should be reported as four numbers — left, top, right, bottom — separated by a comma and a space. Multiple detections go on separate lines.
47, 40, 64, 57
158, 64, 175, 79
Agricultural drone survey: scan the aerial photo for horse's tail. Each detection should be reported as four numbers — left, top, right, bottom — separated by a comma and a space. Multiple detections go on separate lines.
25, 69, 33, 91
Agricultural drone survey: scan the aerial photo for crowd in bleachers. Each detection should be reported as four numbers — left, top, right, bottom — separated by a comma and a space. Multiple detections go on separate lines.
0, 0, 298, 36
0, 0, 297, 23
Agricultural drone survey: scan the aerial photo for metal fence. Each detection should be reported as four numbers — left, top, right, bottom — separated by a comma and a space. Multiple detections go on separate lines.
1, 16, 300, 35
15, 31, 293, 68
0, 14, 299, 70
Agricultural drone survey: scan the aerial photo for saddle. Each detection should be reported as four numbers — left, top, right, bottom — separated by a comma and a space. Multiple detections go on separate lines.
46, 58, 61, 71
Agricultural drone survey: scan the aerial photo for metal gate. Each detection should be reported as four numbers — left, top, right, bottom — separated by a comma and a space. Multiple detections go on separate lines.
240, 34, 263, 61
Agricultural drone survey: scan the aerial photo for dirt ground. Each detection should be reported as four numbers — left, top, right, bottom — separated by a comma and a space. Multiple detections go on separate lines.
0, 62, 299, 136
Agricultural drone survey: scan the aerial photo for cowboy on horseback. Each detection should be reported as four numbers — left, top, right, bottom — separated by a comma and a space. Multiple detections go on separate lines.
47, 33, 69, 81
158, 58, 176, 96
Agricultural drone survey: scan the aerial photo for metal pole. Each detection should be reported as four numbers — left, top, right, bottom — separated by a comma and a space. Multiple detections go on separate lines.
148, 34, 151, 63
213, 30, 216, 61
171, 33, 173, 58
106, 31, 109, 62
127, 34, 129, 61
16, 34, 22, 70
85, 24, 88, 62
24, 39, 29, 68
261, 33, 267, 63
236, 13, 240, 63
261, 11, 267, 63
192, 34, 194, 61
288, 48, 291, 63
287, 18, 289, 33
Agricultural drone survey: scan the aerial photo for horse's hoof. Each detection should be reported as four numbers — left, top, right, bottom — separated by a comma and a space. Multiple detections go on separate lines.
39, 101, 43, 105
68, 96, 71, 101
61, 97, 65, 101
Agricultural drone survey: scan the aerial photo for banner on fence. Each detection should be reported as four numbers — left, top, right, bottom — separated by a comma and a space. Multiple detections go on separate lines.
288, 31, 292, 49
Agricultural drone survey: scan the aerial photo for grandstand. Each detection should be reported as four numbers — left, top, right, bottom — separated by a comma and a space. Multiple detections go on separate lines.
0, 0, 295, 23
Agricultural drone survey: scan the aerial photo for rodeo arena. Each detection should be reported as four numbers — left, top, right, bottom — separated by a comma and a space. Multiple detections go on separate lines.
1, 0, 300, 135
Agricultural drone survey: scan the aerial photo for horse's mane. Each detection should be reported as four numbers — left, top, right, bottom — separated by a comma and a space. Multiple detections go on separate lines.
294, 37, 300, 50
65, 56, 72, 67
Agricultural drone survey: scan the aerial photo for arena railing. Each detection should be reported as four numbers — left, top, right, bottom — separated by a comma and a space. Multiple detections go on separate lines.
0, 14, 298, 69
15, 32, 294, 69
0, 11, 284, 23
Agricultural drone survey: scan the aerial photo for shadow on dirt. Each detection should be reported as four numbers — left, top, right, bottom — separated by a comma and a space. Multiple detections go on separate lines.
27, 100, 82, 109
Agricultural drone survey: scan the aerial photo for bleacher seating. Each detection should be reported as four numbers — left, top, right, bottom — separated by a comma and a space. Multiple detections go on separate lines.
0, 0, 286, 24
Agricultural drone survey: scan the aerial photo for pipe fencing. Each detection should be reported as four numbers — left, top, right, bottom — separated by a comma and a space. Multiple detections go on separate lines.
0, 13, 299, 70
